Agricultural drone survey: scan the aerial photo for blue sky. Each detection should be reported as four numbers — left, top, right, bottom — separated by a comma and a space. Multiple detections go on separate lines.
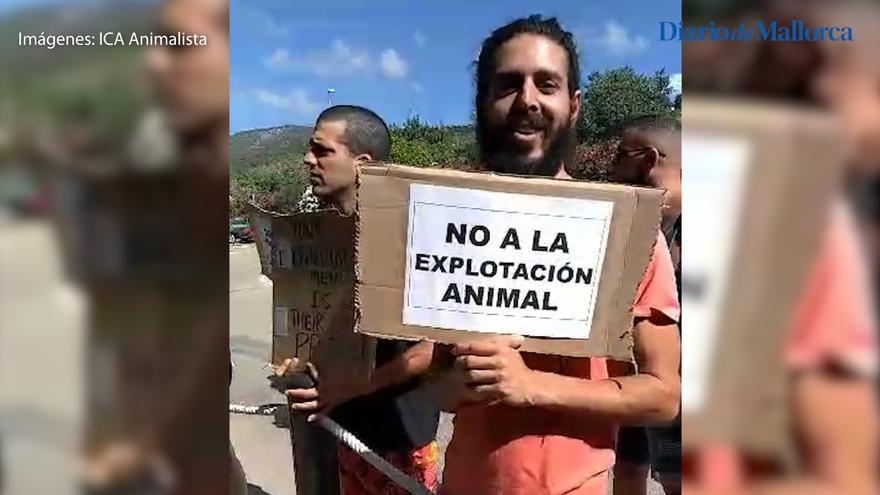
231, 0, 682, 134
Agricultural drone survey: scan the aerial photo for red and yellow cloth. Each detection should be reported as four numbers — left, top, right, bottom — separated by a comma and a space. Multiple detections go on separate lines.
338, 441, 439, 495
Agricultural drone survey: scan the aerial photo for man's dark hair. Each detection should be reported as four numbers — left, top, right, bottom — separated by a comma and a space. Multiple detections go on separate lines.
316, 105, 391, 161
614, 115, 681, 138
474, 15, 581, 168
610, 115, 681, 185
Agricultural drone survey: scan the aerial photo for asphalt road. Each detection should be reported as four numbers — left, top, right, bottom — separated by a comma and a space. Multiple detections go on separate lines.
0, 219, 84, 495
229, 241, 295, 495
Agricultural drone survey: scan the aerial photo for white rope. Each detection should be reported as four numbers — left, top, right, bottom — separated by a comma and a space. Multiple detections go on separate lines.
314, 415, 433, 495
229, 403, 434, 495
229, 403, 280, 415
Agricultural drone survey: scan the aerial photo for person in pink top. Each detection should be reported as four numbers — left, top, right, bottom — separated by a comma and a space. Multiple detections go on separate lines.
681, 4, 879, 493
683, 203, 879, 495
428, 16, 682, 495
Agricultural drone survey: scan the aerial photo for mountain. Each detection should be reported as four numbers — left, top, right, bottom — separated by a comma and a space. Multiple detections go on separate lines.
228, 122, 476, 172
229, 125, 312, 172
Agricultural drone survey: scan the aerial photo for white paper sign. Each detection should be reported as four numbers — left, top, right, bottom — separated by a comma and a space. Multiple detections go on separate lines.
681, 133, 751, 413
402, 184, 613, 339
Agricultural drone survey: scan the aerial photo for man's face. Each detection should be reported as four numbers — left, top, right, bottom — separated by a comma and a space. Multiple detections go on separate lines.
612, 129, 681, 214
611, 129, 654, 185
303, 120, 358, 200
146, 0, 229, 133
480, 33, 580, 176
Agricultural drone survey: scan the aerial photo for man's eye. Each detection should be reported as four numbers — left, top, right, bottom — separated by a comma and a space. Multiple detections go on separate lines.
538, 82, 558, 94
493, 76, 521, 95
494, 84, 517, 96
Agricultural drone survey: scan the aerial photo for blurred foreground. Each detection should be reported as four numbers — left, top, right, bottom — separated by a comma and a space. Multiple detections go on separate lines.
682, 0, 879, 492
1, 0, 230, 493
0, 218, 85, 494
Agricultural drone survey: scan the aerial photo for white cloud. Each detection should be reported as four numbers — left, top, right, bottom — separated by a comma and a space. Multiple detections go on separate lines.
669, 73, 682, 94
264, 40, 372, 77
380, 49, 409, 79
243, 8, 289, 37
264, 41, 412, 81
411, 81, 424, 93
583, 21, 649, 57
264, 49, 292, 69
251, 88, 321, 116
264, 18, 290, 37
413, 31, 427, 47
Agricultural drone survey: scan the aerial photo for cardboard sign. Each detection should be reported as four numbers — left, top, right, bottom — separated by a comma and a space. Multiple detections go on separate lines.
681, 134, 752, 413
248, 206, 356, 495
681, 98, 844, 464
355, 164, 664, 360
403, 184, 613, 339
248, 205, 374, 378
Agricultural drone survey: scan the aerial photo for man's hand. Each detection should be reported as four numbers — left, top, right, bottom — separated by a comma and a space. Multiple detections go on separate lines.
452, 335, 539, 408
272, 358, 366, 421
424, 356, 478, 413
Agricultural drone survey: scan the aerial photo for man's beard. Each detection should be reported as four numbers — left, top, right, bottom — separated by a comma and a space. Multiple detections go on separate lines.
480, 121, 576, 178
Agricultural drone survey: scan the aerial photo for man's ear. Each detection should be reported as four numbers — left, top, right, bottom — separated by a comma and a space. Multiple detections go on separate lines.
353, 153, 373, 167
649, 148, 663, 169
569, 89, 582, 127
642, 148, 663, 178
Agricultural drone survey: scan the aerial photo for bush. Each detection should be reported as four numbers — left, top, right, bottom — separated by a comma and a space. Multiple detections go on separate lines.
578, 67, 677, 144
229, 163, 307, 216
569, 138, 621, 182
390, 116, 477, 169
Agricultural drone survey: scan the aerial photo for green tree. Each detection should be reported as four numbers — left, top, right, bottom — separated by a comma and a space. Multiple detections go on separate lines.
230, 162, 307, 215
578, 67, 677, 144
389, 116, 475, 168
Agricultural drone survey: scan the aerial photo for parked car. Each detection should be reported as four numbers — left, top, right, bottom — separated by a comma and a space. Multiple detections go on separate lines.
0, 169, 50, 218
229, 217, 254, 243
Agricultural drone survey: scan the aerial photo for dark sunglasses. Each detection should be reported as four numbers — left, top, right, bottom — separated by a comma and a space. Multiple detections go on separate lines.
616, 145, 667, 160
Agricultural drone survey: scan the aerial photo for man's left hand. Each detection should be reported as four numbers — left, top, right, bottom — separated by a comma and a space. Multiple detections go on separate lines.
452, 335, 539, 408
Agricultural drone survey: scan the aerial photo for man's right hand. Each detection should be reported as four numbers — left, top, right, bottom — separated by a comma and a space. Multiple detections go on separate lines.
272, 358, 367, 421
272, 358, 322, 418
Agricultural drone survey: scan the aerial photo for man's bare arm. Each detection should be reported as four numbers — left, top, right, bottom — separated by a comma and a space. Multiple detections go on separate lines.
365, 340, 435, 394
525, 315, 680, 424
452, 315, 680, 424
286, 341, 435, 414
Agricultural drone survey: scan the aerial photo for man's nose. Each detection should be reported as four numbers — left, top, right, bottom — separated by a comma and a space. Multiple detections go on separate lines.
303, 151, 317, 168
513, 79, 540, 113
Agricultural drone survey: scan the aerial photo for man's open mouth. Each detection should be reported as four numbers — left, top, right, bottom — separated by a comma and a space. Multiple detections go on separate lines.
511, 128, 542, 140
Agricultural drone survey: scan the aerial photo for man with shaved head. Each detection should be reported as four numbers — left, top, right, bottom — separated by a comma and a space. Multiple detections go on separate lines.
279, 105, 440, 495
611, 116, 682, 495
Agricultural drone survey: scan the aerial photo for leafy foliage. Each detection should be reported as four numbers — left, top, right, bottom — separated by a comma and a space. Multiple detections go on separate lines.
229, 125, 313, 215
229, 163, 308, 216
570, 138, 622, 182
577, 67, 677, 144
389, 116, 478, 169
